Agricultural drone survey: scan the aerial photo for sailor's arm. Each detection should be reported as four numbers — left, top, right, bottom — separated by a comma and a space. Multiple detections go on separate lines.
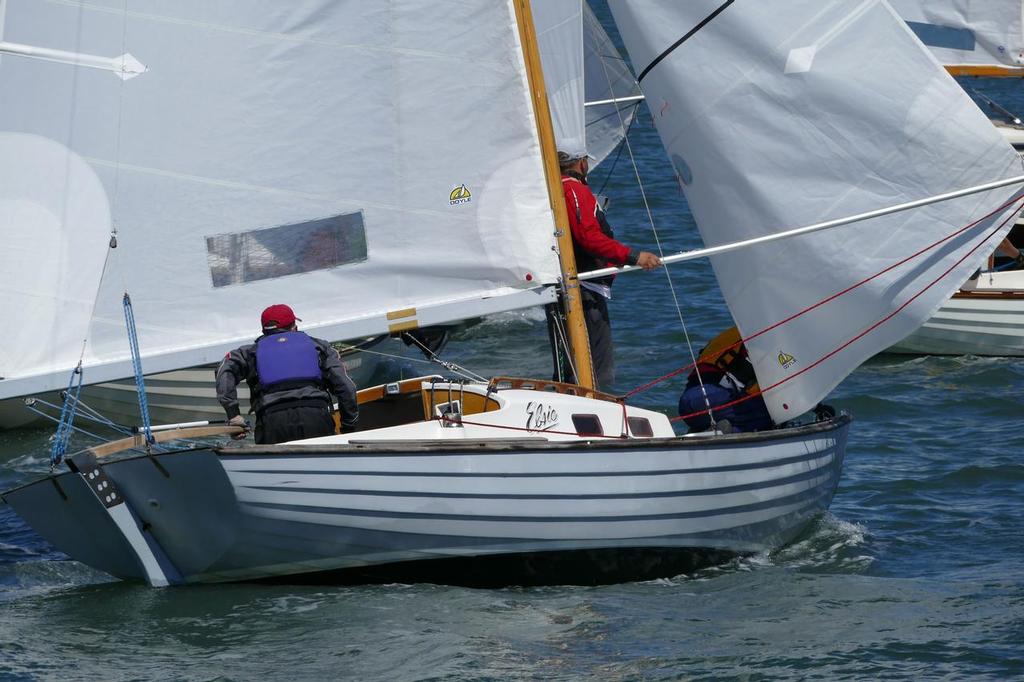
215, 349, 249, 419
318, 342, 359, 431
566, 183, 661, 270
997, 237, 1024, 266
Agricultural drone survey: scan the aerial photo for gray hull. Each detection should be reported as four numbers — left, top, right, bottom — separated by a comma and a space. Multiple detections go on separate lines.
4, 416, 850, 586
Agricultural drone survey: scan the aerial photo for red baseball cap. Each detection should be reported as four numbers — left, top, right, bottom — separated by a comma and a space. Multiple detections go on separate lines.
261, 304, 301, 330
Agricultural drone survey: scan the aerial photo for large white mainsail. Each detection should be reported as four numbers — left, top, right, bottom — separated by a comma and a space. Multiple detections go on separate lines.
609, 0, 1024, 421
0, 1, 561, 399
889, 0, 1024, 75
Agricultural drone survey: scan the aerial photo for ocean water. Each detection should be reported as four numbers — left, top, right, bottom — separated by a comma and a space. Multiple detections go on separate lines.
3, 9, 1024, 682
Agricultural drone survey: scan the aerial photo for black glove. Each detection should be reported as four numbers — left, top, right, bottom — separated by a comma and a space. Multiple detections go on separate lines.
1016, 251, 1024, 269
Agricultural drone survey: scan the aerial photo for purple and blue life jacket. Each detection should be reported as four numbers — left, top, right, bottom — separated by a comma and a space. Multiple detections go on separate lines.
255, 331, 323, 393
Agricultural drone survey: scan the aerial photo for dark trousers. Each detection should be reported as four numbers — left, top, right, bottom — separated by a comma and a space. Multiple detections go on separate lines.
255, 401, 336, 445
546, 289, 615, 391
581, 288, 615, 391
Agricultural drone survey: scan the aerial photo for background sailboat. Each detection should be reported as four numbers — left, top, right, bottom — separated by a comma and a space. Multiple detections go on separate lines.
884, 0, 1024, 355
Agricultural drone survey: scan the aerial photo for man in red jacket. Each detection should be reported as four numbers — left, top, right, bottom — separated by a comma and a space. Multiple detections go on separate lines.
558, 150, 661, 390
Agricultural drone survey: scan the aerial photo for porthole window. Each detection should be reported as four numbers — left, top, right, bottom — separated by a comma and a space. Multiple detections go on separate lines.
572, 414, 603, 437
627, 416, 654, 437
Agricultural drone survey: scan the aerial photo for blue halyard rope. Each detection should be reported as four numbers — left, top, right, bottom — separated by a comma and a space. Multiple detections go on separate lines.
123, 292, 154, 446
49, 363, 84, 468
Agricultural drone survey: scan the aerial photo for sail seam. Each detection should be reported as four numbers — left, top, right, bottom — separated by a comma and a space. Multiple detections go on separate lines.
636, 0, 735, 82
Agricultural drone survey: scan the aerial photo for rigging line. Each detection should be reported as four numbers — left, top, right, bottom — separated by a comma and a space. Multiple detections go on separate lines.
335, 343, 438, 367
27, 402, 123, 447
627, 192, 1024, 398
336, 337, 484, 382
29, 395, 133, 435
549, 304, 578, 383
636, 0, 735, 82
585, 100, 641, 128
594, 25, 714, 424
122, 293, 154, 445
48, 363, 84, 468
401, 332, 486, 381
595, 112, 636, 196
671, 199, 1024, 423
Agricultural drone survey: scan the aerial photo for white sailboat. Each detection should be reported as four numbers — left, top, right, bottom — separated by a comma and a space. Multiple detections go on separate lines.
884, 0, 1024, 356
0, 0, 638, 431
890, 0, 1024, 76
2, 0, 1020, 587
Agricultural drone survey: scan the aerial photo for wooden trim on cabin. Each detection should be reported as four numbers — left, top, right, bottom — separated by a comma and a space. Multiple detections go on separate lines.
488, 376, 621, 403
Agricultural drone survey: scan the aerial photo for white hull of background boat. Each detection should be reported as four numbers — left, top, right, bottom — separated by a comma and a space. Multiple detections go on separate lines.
888, 270, 1024, 356
2, 380, 850, 586
0, 339, 388, 430
3, 418, 849, 586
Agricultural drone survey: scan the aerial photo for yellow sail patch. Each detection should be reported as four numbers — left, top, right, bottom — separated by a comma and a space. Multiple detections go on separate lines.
449, 184, 472, 204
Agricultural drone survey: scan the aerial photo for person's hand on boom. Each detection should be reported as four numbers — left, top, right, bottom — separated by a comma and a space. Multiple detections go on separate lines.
636, 251, 662, 271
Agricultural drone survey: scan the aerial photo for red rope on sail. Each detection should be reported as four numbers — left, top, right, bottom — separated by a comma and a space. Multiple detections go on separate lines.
624, 193, 1024, 403
669, 195, 1024, 423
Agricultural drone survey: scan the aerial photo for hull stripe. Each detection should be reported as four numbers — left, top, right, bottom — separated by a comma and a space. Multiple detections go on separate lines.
240, 483, 833, 524
236, 464, 834, 501
223, 447, 839, 479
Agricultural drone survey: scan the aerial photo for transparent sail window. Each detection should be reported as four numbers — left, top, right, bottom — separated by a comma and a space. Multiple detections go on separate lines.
904, 21, 975, 52
206, 212, 367, 287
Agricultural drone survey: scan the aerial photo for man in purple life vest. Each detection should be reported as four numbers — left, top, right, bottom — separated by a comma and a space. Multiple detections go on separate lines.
215, 304, 358, 444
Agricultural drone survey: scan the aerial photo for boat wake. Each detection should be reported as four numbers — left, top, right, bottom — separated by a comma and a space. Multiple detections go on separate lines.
768, 514, 874, 573
649, 514, 874, 586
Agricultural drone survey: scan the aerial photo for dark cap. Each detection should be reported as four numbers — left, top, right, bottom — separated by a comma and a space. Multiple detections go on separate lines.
261, 304, 300, 330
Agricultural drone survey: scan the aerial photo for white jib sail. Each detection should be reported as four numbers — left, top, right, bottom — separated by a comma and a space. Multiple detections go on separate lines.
610, 0, 1024, 422
582, 3, 641, 166
534, 0, 586, 159
0, 1, 561, 399
534, 1, 641, 166
889, 0, 1024, 73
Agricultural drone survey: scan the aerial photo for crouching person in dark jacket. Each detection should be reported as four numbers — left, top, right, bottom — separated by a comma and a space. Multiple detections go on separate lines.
216, 304, 358, 444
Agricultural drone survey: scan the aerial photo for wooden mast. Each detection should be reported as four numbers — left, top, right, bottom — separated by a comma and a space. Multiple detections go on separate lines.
512, 0, 596, 390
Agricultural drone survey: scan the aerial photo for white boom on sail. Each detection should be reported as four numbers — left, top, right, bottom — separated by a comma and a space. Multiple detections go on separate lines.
889, 0, 1024, 75
0, 1, 562, 400
610, 0, 1024, 422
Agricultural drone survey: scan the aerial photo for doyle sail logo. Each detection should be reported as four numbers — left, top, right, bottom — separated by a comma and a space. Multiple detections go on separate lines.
449, 184, 472, 205
778, 350, 797, 370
